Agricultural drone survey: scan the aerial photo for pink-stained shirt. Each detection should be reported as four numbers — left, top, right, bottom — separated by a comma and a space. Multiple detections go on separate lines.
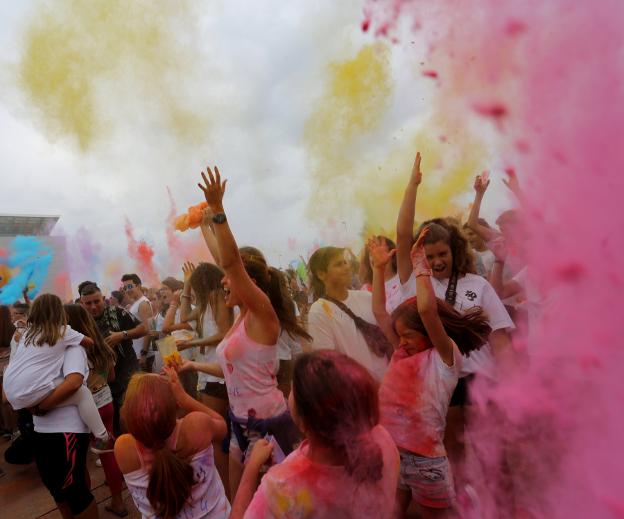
244, 425, 399, 519
379, 343, 461, 458
216, 317, 287, 419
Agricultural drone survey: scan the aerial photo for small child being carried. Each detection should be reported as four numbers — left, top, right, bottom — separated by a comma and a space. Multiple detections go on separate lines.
3, 294, 114, 453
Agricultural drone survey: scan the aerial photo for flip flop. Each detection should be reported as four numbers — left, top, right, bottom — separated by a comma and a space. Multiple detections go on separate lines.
105, 505, 128, 517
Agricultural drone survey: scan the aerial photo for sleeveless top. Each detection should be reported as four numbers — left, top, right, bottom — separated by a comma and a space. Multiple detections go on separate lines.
129, 295, 153, 358
123, 422, 230, 519
215, 317, 286, 419
195, 306, 225, 385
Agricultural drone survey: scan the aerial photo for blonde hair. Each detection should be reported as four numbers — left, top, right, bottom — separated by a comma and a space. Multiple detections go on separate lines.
24, 294, 66, 347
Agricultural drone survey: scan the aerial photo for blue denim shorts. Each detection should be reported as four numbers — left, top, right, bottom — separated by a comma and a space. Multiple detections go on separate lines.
398, 450, 455, 509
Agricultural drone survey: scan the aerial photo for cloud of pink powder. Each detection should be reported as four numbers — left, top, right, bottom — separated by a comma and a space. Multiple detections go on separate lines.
364, 1, 624, 517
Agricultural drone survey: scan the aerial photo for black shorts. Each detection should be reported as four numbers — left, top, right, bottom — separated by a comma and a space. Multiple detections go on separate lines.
33, 432, 93, 515
276, 359, 294, 389
449, 375, 475, 407
200, 381, 228, 400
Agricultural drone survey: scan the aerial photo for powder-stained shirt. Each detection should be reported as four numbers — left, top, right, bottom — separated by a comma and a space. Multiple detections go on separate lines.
400, 273, 514, 376
216, 317, 286, 420
244, 425, 399, 519
379, 343, 461, 458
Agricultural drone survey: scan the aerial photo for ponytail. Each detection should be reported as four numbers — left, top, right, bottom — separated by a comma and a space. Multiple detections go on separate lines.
243, 256, 311, 341
147, 448, 194, 518
267, 268, 311, 341
343, 430, 384, 483
122, 374, 194, 518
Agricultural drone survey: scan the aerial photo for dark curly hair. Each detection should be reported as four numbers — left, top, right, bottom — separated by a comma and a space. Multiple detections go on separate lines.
417, 218, 476, 276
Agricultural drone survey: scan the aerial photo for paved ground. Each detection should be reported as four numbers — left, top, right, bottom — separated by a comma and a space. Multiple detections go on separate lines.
0, 436, 140, 518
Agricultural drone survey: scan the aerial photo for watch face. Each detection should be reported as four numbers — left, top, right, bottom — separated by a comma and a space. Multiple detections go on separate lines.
212, 213, 227, 224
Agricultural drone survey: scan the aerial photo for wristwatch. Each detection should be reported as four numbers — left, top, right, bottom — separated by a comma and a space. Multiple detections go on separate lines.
212, 212, 227, 224
122, 330, 129, 339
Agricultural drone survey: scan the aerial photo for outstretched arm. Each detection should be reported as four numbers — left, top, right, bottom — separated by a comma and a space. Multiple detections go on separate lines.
164, 367, 227, 441
199, 207, 222, 266
230, 440, 274, 519
396, 152, 422, 285
177, 358, 225, 378
412, 228, 454, 366
367, 237, 399, 347
467, 173, 498, 242
198, 167, 279, 334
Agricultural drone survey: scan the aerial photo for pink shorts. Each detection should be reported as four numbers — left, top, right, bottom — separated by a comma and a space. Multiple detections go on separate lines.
398, 451, 455, 509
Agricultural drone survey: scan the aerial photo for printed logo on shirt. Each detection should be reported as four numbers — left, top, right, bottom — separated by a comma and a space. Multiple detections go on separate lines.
465, 290, 477, 301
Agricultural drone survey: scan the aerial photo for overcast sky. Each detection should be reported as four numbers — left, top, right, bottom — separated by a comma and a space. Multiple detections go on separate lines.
0, 0, 513, 289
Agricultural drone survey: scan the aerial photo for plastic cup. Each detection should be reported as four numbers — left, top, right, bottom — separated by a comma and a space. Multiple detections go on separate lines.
156, 336, 180, 366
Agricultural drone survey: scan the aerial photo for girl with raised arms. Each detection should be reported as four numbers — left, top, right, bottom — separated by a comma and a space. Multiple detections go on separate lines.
370, 230, 491, 518
178, 166, 302, 498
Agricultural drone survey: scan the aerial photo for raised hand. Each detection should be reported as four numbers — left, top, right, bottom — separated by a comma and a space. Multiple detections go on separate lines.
411, 151, 423, 186
502, 168, 521, 197
488, 235, 508, 262
248, 438, 274, 469
474, 172, 490, 196
410, 226, 430, 270
198, 166, 227, 211
182, 261, 195, 283
171, 289, 182, 306
163, 366, 187, 407
367, 236, 396, 270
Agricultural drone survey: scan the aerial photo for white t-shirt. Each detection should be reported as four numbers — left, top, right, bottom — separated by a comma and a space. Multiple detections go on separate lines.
276, 330, 301, 361
384, 274, 403, 314
33, 345, 90, 433
3, 325, 85, 409
194, 306, 225, 385
129, 295, 153, 358
308, 291, 389, 381
474, 249, 496, 277
401, 273, 514, 377
380, 343, 461, 457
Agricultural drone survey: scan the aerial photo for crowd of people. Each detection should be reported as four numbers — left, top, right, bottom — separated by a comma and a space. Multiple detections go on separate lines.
0, 154, 529, 518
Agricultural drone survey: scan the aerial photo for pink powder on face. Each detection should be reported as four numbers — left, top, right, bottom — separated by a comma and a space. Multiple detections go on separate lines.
364, 0, 624, 517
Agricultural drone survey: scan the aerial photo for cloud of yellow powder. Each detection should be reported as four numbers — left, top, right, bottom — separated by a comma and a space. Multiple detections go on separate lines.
304, 43, 393, 218
17, 0, 207, 150
357, 122, 485, 238
305, 42, 485, 240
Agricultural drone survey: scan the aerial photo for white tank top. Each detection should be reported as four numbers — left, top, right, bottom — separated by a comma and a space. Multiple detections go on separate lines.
215, 317, 286, 419
129, 295, 153, 358
123, 423, 230, 519
196, 306, 225, 385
